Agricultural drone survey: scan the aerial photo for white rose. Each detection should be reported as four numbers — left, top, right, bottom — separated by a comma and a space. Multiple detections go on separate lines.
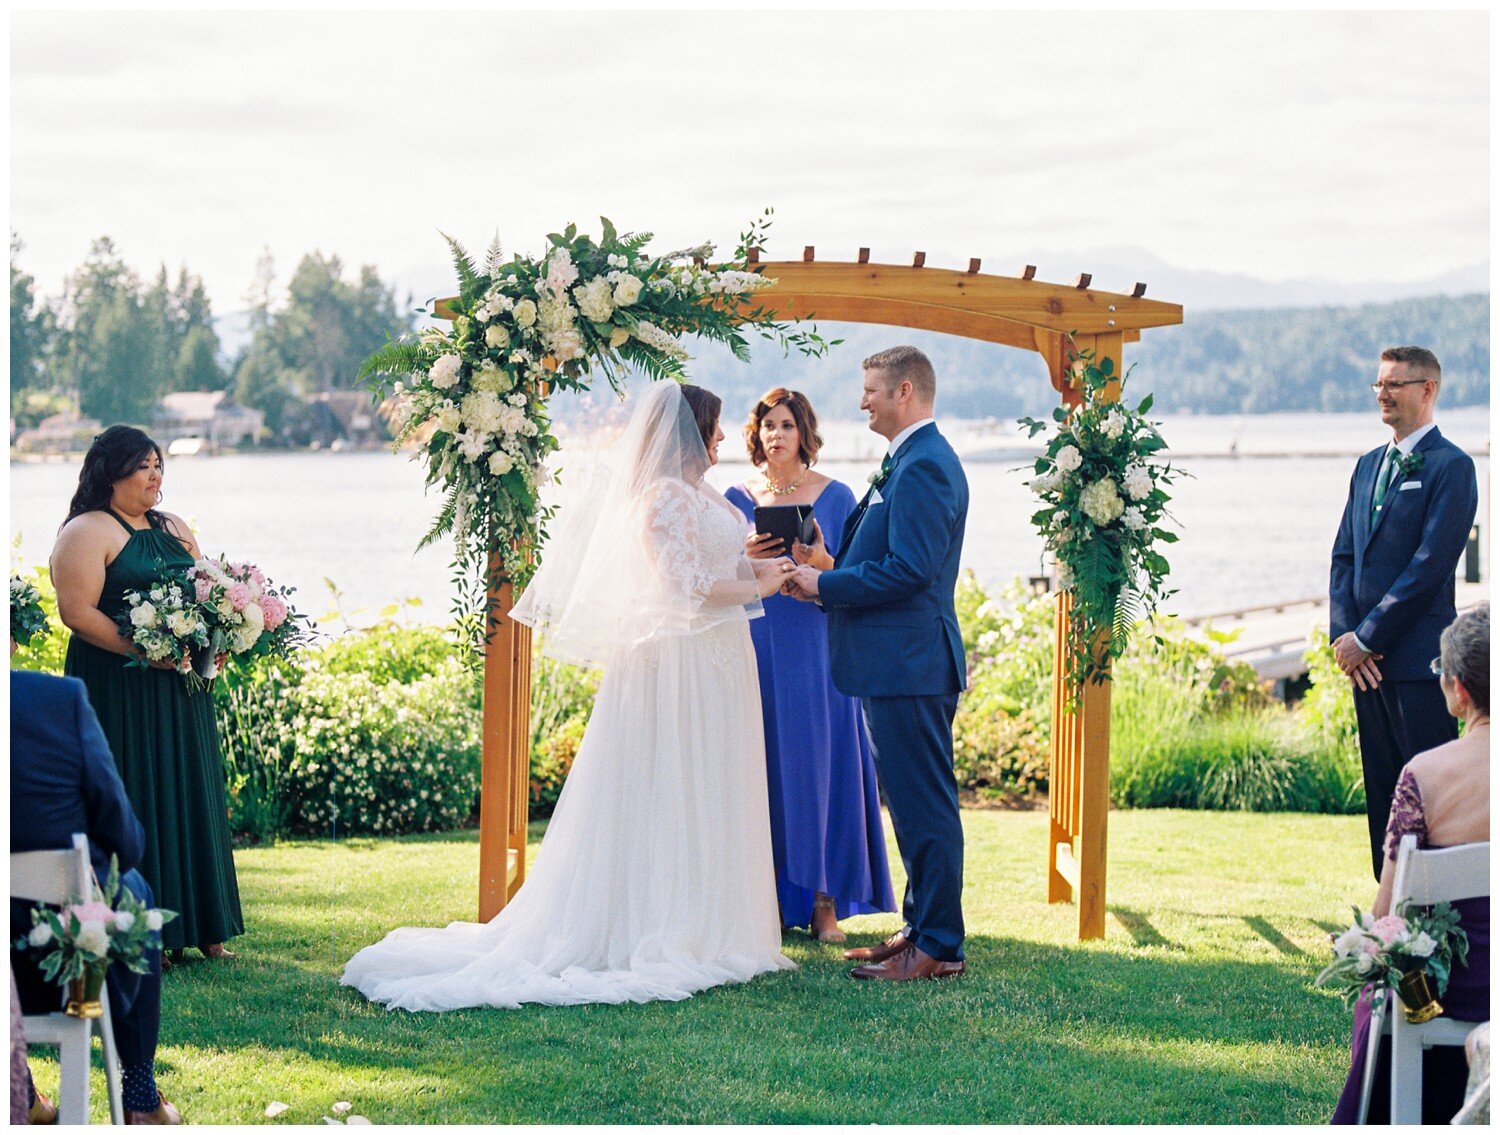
488, 451, 515, 477
485, 325, 510, 350
129, 602, 157, 628
612, 274, 643, 307
428, 353, 462, 391
145, 911, 163, 932
1100, 410, 1126, 439
574, 277, 616, 323
149, 587, 165, 602
75, 921, 110, 958
498, 405, 528, 437
216, 597, 235, 619
241, 603, 264, 634
113, 910, 136, 932
1355, 953, 1375, 975
1055, 445, 1082, 473
513, 299, 537, 328
27, 923, 52, 948
608, 326, 630, 349
165, 610, 194, 637
1408, 931, 1438, 958
1332, 928, 1365, 958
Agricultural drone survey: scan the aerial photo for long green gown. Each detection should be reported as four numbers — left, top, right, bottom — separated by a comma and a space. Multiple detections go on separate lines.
63, 508, 244, 951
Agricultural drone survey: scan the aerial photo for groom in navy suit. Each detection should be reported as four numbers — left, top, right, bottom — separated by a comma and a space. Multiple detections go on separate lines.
1329, 346, 1478, 879
787, 346, 969, 981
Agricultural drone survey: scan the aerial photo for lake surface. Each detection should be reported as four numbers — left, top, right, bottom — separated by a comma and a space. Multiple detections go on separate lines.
10, 409, 1488, 628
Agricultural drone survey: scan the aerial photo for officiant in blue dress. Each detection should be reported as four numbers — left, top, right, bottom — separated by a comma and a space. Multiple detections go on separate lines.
726, 388, 897, 942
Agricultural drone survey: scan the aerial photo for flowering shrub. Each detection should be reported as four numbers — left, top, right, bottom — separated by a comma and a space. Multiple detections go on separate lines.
1316, 900, 1469, 1006
1019, 349, 1182, 694
359, 212, 830, 656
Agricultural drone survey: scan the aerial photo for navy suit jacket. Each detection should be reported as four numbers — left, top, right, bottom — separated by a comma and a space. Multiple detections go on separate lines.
1329, 426, 1478, 681
820, 423, 969, 698
10, 671, 144, 898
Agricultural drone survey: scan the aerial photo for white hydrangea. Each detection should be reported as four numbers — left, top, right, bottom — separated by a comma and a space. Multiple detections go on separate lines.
461, 391, 505, 434
539, 247, 579, 296
1124, 464, 1153, 500
1122, 506, 1147, 531
428, 353, 462, 391
471, 361, 514, 394
1055, 445, 1082, 473
434, 402, 462, 435
513, 299, 538, 328
507, 393, 527, 407
1079, 478, 1125, 526
612, 274, 644, 306
574, 277, 616, 323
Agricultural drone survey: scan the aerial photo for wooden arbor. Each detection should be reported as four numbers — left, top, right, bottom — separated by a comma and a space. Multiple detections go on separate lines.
473, 248, 1181, 941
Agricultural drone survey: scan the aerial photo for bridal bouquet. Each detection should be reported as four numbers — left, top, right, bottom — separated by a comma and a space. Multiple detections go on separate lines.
10, 573, 49, 646
1019, 348, 1182, 693
116, 572, 212, 686
187, 555, 309, 681
1315, 901, 1469, 1022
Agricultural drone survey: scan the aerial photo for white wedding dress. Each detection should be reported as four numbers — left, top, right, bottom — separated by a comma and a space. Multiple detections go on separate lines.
342, 384, 793, 1011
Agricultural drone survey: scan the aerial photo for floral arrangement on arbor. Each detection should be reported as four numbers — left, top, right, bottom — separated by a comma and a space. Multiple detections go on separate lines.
1315, 900, 1469, 1022
360, 212, 828, 654
1019, 349, 1181, 694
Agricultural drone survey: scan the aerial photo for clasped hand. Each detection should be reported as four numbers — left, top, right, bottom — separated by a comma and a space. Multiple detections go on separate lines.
1331, 631, 1383, 691
744, 524, 827, 602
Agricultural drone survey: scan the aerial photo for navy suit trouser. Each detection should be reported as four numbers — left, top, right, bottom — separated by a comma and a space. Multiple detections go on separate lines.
1353, 679, 1457, 879
12, 869, 161, 1093
861, 693, 965, 962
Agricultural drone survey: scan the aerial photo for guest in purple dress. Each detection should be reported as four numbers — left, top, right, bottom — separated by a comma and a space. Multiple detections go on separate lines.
725, 388, 897, 942
1332, 603, 1489, 1124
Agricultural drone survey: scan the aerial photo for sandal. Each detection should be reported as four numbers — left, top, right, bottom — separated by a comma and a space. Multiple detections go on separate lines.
812, 895, 846, 943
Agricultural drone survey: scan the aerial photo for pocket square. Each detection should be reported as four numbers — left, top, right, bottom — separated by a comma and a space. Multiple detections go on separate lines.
869, 488, 885, 505
1399, 480, 1422, 491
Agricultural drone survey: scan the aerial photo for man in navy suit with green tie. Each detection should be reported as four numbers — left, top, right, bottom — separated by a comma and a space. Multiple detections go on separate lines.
1329, 346, 1478, 878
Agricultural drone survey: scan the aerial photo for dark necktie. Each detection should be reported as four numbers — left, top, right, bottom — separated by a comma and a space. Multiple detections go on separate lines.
1371, 445, 1398, 524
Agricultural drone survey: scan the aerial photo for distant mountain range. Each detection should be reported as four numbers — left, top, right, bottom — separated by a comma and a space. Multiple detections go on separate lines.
213, 255, 1489, 420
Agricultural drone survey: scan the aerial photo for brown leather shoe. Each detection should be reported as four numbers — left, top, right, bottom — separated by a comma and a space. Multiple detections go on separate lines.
126, 1092, 182, 1125
850, 945, 966, 982
842, 930, 910, 963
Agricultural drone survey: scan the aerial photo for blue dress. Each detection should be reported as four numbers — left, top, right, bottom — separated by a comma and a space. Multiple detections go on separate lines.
725, 479, 897, 928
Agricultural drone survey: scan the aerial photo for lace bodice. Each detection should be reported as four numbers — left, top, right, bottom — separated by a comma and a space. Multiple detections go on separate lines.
645, 480, 756, 609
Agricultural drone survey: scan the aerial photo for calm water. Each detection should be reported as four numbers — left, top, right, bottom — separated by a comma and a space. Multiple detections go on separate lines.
9, 409, 1488, 627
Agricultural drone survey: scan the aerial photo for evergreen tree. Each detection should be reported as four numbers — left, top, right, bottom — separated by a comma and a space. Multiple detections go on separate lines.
10, 233, 53, 398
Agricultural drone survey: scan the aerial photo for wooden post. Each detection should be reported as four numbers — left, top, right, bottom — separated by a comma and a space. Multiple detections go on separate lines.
1044, 330, 1123, 940
477, 551, 531, 921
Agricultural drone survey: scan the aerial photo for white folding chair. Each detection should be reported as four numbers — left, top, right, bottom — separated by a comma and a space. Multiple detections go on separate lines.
12, 833, 125, 1125
1357, 835, 1490, 1124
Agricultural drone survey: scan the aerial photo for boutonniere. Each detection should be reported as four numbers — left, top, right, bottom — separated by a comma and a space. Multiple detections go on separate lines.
868, 454, 894, 490
1394, 451, 1425, 478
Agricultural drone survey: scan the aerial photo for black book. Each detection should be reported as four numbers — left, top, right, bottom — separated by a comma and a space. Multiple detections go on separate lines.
753, 504, 815, 554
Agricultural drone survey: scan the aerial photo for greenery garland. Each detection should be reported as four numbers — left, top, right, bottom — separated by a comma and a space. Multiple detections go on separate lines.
1019, 350, 1182, 697
360, 212, 830, 656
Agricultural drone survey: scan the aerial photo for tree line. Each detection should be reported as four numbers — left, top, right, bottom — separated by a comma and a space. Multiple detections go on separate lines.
10, 234, 414, 442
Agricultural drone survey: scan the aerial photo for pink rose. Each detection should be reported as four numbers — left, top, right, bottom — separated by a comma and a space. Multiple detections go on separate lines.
248, 566, 266, 587
66, 901, 114, 926
227, 582, 252, 609
261, 594, 288, 631
1371, 916, 1408, 946
195, 576, 214, 602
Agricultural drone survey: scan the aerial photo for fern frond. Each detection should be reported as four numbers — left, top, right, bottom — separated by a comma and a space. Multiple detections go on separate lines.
484, 233, 504, 274
416, 484, 462, 550
358, 341, 429, 385
441, 233, 481, 303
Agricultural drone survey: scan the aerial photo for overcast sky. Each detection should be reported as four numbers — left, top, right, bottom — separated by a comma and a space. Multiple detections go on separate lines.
10, 10, 1489, 316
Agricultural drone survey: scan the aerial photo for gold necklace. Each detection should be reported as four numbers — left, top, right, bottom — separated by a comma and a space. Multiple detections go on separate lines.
764, 466, 806, 497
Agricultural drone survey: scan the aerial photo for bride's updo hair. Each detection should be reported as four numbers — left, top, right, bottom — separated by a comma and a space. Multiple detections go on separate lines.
680, 384, 722, 451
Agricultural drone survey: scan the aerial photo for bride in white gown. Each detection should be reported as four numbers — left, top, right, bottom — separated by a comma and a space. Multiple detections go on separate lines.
342, 381, 798, 1010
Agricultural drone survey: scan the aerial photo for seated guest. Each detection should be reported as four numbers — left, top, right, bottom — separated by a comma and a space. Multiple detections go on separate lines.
1332, 604, 1489, 1124
10, 667, 181, 1124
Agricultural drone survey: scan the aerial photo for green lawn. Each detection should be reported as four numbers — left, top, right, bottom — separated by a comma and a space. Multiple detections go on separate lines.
31, 809, 1373, 1124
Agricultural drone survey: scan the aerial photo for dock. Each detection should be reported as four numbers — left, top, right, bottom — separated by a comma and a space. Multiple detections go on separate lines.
1181, 580, 1491, 687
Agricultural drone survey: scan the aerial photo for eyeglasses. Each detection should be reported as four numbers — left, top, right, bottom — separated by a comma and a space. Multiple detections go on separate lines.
1430, 656, 1446, 677
1370, 379, 1431, 393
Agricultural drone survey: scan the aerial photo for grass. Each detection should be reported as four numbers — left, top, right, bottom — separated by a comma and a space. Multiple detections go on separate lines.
29, 808, 1375, 1124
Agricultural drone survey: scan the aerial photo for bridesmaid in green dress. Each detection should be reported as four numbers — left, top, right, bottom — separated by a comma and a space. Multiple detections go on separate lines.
50, 425, 243, 959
